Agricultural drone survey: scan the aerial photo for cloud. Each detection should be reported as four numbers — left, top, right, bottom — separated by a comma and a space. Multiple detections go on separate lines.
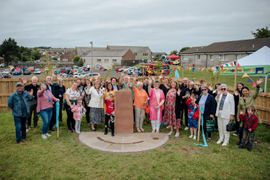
0, 0, 269, 52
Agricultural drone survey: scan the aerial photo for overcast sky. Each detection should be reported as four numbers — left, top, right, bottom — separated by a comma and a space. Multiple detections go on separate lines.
0, 0, 269, 52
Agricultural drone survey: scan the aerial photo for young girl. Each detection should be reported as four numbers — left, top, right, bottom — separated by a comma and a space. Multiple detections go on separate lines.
71, 98, 86, 134
239, 105, 259, 151
104, 82, 115, 136
186, 94, 200, 140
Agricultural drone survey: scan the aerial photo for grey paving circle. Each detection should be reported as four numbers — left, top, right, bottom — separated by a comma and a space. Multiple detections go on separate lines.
79, 132, 169, 153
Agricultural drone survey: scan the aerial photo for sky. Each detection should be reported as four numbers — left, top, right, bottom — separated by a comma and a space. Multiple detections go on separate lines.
0, 0, 269, 52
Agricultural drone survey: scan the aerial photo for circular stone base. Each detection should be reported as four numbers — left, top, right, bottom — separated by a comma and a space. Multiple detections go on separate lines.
79, 132, 169, 153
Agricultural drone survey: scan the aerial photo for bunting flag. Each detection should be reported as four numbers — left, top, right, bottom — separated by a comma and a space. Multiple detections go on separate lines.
242, 73, 249, 78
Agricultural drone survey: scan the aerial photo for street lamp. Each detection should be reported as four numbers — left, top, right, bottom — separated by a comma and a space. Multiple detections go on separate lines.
90, 41, 93, 72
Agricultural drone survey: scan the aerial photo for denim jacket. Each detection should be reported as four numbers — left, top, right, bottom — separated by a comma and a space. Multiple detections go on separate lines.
8, 91, 33, 117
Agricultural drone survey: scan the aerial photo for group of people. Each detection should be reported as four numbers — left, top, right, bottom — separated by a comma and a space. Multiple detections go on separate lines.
8, 74, 262, 151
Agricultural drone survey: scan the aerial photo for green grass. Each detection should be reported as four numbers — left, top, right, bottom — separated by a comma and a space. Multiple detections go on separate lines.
177, 69, 270, 91
1, 112, 270, 179
105, 67, 270, 91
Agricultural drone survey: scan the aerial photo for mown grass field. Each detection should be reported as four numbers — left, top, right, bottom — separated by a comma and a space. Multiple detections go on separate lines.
105, 67, 270, 92
1, 112, 270, 180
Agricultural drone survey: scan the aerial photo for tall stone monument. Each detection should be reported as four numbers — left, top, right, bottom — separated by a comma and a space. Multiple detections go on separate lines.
115, 90, 134, 134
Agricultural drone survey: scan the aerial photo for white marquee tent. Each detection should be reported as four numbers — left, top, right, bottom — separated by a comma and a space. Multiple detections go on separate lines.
238, 46, 270, 66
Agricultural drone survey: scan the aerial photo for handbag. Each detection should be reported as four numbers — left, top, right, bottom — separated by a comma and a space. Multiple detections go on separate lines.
206, 119, 215, 133
145, 105, 150, 114
226, 120, 237, 131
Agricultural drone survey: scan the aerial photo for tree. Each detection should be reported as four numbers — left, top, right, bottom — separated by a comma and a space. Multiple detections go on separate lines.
179, 47, 190, 53
0, 38, 20, 65
170, 50, 178, 55
252, 26, 270, 39
73, 56, 84, 67
19, 46, 32, 62
31, 48, 42, 60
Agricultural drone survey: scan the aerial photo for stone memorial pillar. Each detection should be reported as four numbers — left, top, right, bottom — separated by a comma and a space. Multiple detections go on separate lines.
115, 90, 134, 134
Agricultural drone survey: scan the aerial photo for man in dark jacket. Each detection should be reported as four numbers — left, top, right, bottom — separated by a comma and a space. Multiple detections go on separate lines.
48, 76, 61, 131
8, 82, 33, 143
24, 76, 40, 129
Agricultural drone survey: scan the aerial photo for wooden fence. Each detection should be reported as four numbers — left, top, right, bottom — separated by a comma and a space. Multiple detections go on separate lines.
0, 78, 270, 125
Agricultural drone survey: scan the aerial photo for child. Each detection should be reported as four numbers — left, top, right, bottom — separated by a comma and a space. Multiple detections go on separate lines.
239, 105, 259, 151
71, 98, 86, 134
186, 94, 200, 140
104, 83, 115, 136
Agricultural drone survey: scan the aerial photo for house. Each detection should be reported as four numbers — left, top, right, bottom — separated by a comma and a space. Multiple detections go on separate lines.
80, 47, 135, 69
60, 49, 76, 62
107, 45, 152, 63
180, 37, 270, 67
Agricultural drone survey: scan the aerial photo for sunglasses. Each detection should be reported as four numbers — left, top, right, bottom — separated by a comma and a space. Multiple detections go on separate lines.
202, 89, 207, 91
221, 88, 227, 91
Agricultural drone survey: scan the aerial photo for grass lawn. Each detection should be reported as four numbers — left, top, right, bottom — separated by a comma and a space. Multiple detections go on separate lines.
178, 69, 270, 91
1, 112, 270, 179
105, 68, 270, 92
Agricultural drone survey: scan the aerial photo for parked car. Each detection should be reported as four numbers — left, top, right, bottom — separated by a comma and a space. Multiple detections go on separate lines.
34, 68, 41, 74
1, 71, 11, 78
88, 72, 100, 77
23, 69, 32, 75
13, 68, 22, 76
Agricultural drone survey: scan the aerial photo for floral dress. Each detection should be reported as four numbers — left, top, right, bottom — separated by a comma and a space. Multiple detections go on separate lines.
164, 88, 180, 129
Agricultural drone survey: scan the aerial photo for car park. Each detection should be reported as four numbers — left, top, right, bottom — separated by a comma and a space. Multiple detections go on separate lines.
34, 68, 41, 74
23, 69, 32, 75
13, 68, 22, 76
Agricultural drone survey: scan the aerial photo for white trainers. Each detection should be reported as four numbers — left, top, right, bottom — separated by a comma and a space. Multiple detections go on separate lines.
168, 131, 173, 136
193, 136, 196, 140
175, 132, 180, 137
41, 134, 47, 139
189, 135, 193, 138
216, 139, 223, 144
46, 133, 51, 137
222, 142, 228, 146
184, 127, 189, 131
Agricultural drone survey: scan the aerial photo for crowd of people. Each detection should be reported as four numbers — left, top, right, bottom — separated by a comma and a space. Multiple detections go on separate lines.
8, 74, 263, 151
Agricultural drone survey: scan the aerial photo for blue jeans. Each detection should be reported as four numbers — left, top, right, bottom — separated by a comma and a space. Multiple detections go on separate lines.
40, 108, 53, 134
13, 116, 27, 143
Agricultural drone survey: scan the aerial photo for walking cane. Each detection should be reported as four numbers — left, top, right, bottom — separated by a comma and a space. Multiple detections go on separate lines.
55, 101, 60, 138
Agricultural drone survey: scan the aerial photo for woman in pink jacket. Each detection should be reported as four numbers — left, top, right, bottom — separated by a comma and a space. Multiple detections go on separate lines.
37, 83, 59, 139
149, 80, 165, 133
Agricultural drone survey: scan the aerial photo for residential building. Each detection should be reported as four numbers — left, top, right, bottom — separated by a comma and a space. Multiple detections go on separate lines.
80, 48, 135, 69
180, 37, 270, 67
107, 45, 152, 63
